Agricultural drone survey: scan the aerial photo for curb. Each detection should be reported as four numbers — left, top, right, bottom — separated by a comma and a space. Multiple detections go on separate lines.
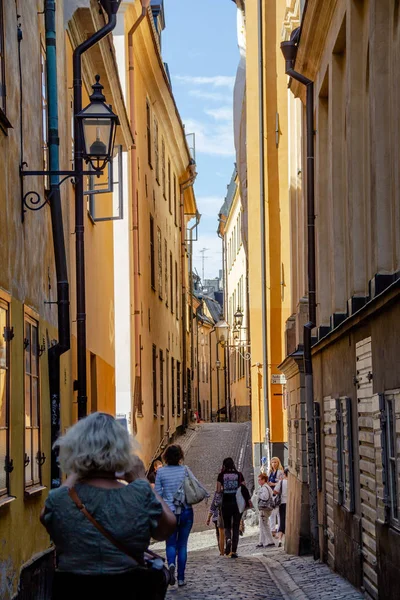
258, 555, 309, 600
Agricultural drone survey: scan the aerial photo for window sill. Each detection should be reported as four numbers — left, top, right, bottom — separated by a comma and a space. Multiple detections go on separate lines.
0, 495, 16, 509
24, 485, 47, 498
0, 109, 12, 135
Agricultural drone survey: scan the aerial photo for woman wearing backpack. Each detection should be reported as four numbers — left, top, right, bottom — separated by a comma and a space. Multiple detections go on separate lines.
216, 457, 247, 558
256, 472, 275, 548
155, 444, 206, 588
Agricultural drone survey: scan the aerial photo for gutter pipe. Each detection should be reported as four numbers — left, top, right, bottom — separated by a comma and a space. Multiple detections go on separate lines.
188, 213, 201, 422
127, 0, 150, 431
44, 0, 70, 488
257, 0, 270, 461
281, 29, 319, 559
73, 0, 120, 419
180, 173, 197, 429
218, 226, 230, 422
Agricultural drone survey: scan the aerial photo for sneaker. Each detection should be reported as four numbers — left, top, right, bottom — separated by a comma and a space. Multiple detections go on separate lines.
256, 544, 264, 548
178, 580, 186, 587
278, 541, 282, 547
168, 564, 176, 586
230, 552, 238, 559
225, 539, 232, 555
266, 543, 275, 547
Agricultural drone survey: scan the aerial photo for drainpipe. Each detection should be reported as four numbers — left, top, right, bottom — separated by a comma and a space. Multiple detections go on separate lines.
281, 29, 319, 559
257, 0, 270, 462
188, 213, 201, 422
127, 0, 150, 430
73, 0, 120, 419
44, 0, 70, 488
196, 307, 201, 418
180, 171, 197, 428
218, 227, 230, 422
209, 322, 213, 421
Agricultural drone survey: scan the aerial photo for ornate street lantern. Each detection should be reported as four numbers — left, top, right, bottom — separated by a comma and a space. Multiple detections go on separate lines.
215, 320, 229, 347
232, 326, 240, 341
234, 307, 244, 329
76, 75, 119, 173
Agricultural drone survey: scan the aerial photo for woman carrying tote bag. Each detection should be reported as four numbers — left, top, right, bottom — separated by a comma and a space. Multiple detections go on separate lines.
155, 444, 207, 588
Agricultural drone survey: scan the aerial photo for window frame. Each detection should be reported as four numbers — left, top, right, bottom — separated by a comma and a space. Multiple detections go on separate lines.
161, 138, 166, 198
336, 397, 355, 512
154, 117, 159, 183
160, 349, 164, 419
170, 252, 174, 314
171, 358, 175, 417
157, 226, 162, 299
177, 361, 181, 417
381, 394, 399, 527
152, 344, 158, 417
0, 296, 11, 499
24, 310, 42, 491
146, 100, 152, 167
150, 215, 155, 290
168, 159, 171, 213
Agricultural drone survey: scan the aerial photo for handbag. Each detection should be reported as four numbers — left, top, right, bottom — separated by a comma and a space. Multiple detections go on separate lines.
257, 485, 275, 511
236, 487, 246, 513
183, 467, 209, 505
68, 487, 171, 600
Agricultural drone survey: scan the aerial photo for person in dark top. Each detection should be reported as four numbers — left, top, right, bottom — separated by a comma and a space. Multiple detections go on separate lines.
216, 457, 245, 558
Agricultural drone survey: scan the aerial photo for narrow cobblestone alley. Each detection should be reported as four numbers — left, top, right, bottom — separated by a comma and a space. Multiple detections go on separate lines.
153, 423, 365, 600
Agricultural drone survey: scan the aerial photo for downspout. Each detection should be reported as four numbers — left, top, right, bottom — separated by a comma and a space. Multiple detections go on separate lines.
218, 227, 230, 422
209, 323, 213, 421
196, 307, 201, 418
73, 0, 120, 419
180, 172, 197, 429
45, 0, 70, 488
188, 213, 201, 422
281, 29, 319, 559
216, 341, 220, 422
127, 0, 150, 430
257, 0, 270, 459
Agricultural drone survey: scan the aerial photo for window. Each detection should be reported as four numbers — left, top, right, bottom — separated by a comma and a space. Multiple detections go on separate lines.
24, 314, 42, 489
152, 344, 157, 416
161, 139, 166, 197
336, 397, 354, 512
170, 252, 174, 313
164, 240, 168, 305
187, 368, 191, 411
175, 261, 179, 319
381, 394, 399, 524
154, 118, 159, 182
168, 159, 171, 213
174, 174, 178, 226
177, 361, 181, 416
40, 44, 49, 190
0, 1, 6, 117
146, 100, 152, 166
157, 227, 162, 298
0, 299, 10, 498
171, 358, 175, 417
150, 215, 155, 290
160, 350, 164, 418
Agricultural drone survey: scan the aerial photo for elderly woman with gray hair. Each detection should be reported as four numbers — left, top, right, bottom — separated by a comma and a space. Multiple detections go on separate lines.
40, 412, 176, 600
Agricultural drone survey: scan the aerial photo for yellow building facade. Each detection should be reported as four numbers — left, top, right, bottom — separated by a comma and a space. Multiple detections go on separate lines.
239, 0, 291, 467
0, 1, 128, 595
118, 2, 197, 465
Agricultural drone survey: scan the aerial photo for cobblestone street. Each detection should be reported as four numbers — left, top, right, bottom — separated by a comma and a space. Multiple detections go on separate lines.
153, 423, 365, 599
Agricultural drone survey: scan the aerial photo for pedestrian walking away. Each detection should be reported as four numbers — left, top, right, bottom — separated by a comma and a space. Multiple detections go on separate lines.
256, 472, 276, 548
216, 457, 247, 558
155, 444, 207, 588
148, 458, 163, 488
267, 456, 284, 536
40, 412, 176, 600
275, 468, 288, 547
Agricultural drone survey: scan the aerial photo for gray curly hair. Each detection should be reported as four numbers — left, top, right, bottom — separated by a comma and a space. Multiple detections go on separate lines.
54, 412, 138, 477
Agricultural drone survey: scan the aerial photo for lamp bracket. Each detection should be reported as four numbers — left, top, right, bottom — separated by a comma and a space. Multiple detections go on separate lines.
20, 166, 103, 222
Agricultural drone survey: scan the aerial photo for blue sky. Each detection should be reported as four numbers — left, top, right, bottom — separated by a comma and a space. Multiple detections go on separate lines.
162, 0, 238, 281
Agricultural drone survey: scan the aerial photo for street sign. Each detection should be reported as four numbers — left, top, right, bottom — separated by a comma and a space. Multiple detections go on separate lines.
271, 374, 286, 385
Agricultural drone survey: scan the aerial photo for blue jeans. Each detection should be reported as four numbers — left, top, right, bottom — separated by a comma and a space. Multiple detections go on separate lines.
166, 506, 194, 580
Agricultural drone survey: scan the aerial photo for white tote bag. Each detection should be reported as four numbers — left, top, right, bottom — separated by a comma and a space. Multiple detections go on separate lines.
236, 486, 246, 513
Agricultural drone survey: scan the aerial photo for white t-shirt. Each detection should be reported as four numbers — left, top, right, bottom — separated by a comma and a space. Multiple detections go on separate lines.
275, 479, 288, 504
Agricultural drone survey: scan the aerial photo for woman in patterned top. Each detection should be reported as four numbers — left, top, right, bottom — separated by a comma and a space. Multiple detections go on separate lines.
206, 491, 225, 555
216, 457, 245, 558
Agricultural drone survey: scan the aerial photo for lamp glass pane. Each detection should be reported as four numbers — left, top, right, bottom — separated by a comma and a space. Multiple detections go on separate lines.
82, 117, 112, 158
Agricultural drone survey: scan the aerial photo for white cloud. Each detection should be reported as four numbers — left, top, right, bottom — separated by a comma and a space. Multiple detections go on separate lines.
205, 106, 233, 122
188, 89, 232, 103
175, 75, 235, 89
183, 117, 234, 157
196, 196, 225, 218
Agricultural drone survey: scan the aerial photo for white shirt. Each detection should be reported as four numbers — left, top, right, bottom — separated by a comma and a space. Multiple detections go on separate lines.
275, 478, 288, 503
